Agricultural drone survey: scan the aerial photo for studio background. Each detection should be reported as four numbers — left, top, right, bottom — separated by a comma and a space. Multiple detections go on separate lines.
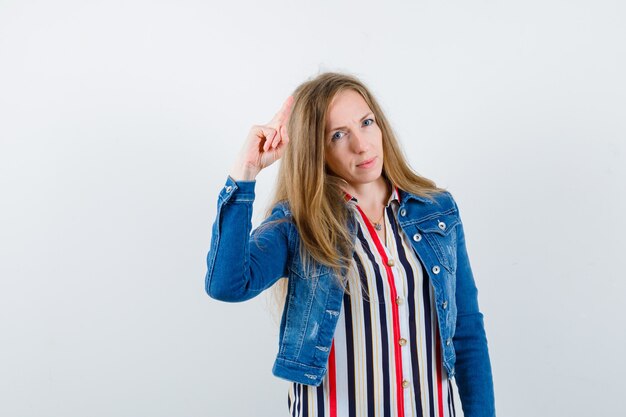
1, 1, 624, 416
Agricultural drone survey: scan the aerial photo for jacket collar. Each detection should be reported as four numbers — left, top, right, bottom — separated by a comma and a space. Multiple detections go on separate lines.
398, 189, 435, 204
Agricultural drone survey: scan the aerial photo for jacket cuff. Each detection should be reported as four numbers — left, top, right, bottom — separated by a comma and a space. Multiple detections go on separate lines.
219, 175, 256, 203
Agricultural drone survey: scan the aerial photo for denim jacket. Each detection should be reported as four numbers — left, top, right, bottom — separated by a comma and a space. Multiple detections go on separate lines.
205, 175, 495, 417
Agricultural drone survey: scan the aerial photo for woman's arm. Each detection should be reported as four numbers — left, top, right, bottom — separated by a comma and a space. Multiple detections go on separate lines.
205, 96, 295, 302
205, 175, 290, 302
450, 195, 496, 417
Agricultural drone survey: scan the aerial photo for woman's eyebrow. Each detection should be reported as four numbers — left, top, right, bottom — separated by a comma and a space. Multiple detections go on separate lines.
327, 112, 374, 132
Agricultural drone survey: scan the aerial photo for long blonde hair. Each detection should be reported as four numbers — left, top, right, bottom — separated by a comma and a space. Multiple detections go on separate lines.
262, 71, 447, 317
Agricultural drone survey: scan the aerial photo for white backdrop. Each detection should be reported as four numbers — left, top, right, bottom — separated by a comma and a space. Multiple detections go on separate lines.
1, 1, 625, 416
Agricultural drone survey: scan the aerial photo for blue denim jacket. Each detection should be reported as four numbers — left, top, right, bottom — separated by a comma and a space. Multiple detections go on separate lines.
205, 175, 495, 417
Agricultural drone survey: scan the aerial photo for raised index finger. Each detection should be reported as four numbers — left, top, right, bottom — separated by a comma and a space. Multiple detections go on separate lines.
268, 95, 295, 128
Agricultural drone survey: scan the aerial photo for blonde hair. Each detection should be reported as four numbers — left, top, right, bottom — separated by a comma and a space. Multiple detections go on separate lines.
261, 71, 447, 318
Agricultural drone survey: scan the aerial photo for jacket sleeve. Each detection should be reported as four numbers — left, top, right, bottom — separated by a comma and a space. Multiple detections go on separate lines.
449, 193, 496, 417
205, 175, 291, 302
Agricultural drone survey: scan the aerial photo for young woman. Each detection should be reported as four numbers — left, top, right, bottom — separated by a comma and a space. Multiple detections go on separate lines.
205, 72, 495, 417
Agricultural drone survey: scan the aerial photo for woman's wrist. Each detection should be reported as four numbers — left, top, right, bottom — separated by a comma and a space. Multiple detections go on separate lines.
229, 164, 258, 182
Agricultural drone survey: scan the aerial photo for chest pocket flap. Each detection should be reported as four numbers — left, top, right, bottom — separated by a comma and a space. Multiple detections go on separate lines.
414, 213, 460, 272
414, 213, 460, 235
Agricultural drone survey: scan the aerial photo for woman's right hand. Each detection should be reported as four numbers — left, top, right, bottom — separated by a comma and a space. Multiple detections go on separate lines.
229, 95, 295, 181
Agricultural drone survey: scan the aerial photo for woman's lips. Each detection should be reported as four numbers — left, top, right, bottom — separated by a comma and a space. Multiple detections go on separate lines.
357, 157, 376, 168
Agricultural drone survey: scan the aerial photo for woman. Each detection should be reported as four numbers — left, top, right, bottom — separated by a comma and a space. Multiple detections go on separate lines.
205, 72, 495, 417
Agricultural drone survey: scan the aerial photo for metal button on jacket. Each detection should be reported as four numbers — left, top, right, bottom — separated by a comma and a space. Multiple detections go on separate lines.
432, 265, 441, 274
225, 185, 233, 193
438, 221, 446, 230
442, 300, 448, 309
413, 233, 422, 242
400, 208, 406, 216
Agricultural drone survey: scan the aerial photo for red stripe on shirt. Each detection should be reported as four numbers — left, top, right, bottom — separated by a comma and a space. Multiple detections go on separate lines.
436, 330, 444, 417
355, 204, 405, 417
329, 340, 337, 417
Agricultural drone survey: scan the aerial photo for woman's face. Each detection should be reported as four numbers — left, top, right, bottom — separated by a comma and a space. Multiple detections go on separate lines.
324, 89, 384, 189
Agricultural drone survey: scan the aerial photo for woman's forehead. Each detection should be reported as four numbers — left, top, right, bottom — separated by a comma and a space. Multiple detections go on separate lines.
326, 90, 372, 129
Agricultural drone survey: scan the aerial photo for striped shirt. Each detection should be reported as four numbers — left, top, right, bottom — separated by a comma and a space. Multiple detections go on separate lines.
287, 185, 456, 417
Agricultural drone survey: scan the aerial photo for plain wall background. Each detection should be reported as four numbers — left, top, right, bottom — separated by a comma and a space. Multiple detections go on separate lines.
1, 0, 625, 416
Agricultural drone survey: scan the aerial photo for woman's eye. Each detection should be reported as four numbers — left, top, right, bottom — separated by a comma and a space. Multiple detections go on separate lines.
331, 120, 373, 141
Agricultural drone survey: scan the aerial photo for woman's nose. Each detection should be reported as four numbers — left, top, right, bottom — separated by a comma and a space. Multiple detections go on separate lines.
350, 131, 369, 153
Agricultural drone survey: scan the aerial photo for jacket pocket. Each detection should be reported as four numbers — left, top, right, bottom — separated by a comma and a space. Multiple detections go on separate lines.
414, 213, 459, 273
